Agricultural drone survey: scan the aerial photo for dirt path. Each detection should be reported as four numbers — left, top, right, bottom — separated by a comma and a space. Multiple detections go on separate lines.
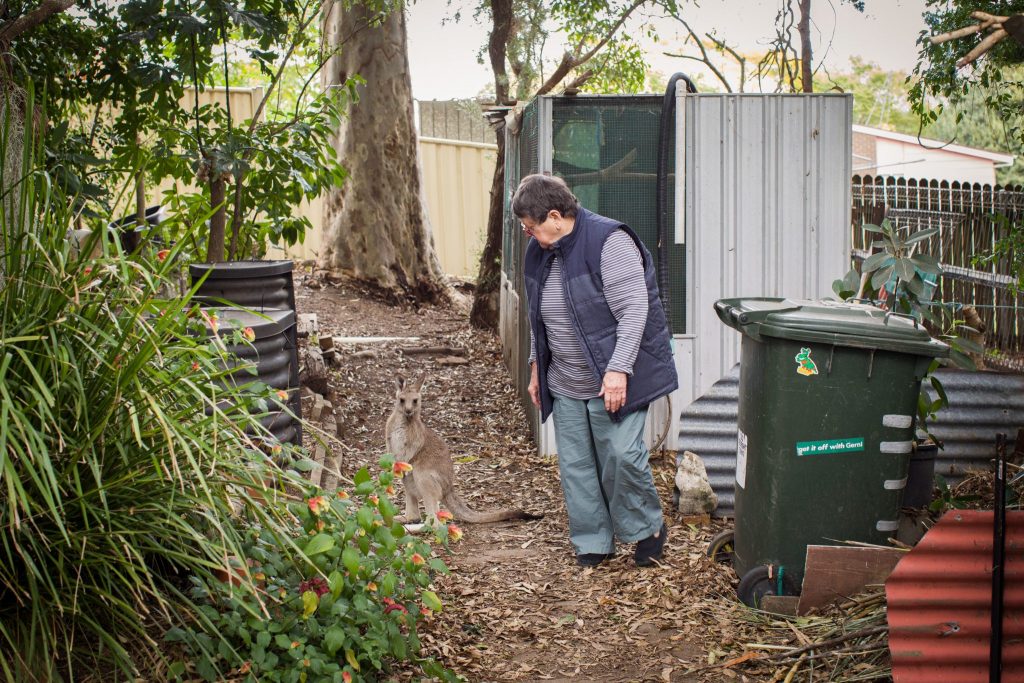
296, 275, 764, 683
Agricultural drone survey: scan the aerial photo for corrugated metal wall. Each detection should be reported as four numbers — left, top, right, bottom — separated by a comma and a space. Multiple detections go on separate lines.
279, 138, 495, 276
679, 367, 1024, 516
887, 509, 1024, 682
678, 93, 853, 409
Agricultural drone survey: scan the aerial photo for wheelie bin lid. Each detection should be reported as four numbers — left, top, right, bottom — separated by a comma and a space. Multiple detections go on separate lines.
714, 297, 949, 357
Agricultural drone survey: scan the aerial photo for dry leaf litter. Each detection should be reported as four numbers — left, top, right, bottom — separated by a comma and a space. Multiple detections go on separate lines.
296, 272, 896, 683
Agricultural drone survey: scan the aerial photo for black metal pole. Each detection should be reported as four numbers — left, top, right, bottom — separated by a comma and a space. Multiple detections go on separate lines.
990, 432, 1007, 683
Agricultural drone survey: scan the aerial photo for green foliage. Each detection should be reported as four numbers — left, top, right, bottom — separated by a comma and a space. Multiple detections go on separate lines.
0, 95, 307, 680
928, 475, 982, 513
169, 458, 463, 683
912, 1, 1024, 288
580, 38, 648, 94
926, 66, 1024, 187
833, 219, 983, 434
814, 57, 925, 133
8, 0, 356, 261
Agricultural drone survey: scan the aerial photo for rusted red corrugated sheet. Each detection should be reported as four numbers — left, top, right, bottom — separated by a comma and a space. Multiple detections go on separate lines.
886, 509, 1024, 682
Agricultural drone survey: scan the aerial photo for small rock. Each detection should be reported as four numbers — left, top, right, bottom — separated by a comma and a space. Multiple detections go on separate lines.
674, 450, 718, 515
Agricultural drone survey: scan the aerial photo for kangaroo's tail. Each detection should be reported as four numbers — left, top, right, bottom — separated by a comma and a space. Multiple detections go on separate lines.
443, 492, 544, 524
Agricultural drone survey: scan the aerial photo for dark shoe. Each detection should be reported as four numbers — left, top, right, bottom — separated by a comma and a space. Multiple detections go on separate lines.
635, 523, 668, 567
576, 552, 615, 567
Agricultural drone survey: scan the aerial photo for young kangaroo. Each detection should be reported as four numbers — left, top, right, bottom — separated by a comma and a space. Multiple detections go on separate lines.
385, 375, 542, 525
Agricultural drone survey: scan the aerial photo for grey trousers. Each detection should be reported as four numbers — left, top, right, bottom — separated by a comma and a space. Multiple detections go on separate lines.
551, 394, 664, 555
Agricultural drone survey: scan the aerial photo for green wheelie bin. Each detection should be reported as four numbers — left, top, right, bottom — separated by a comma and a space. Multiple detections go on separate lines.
713, 297, 949, 607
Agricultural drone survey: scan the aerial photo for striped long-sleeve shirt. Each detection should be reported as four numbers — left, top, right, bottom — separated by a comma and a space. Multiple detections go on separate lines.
529, 229, 648, 400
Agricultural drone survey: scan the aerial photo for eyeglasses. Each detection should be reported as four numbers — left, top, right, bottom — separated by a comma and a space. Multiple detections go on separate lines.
520, 214, 550, 235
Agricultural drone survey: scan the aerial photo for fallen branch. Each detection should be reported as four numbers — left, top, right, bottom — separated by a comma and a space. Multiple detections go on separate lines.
335, 335, 421, 344
763, 625, 887, 661
399, 346, 466, 356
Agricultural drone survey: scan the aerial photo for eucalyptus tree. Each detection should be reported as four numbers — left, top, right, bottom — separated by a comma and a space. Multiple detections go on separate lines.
318, 0, 448, 303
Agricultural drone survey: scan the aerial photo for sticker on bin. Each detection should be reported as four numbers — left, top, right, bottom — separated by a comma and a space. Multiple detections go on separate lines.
736, 430, 748, 489
796, 438, 865, 456
794, 347, 818, 376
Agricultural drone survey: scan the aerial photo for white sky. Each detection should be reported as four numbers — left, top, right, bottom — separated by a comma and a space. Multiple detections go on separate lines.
406, 0, 930, 100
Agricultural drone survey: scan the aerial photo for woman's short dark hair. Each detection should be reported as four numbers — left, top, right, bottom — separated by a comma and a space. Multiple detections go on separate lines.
512, 174, 580, 222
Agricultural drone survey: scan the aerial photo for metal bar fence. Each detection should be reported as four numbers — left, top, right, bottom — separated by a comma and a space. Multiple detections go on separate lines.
851, 175, 1024, 370
416, 99, 491, 144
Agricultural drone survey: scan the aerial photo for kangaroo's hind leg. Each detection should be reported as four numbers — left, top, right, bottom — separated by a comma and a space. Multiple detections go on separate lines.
416, 473, 445, 524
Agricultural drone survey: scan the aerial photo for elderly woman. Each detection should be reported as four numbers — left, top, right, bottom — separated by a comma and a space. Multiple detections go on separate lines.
516, 173, 678, 568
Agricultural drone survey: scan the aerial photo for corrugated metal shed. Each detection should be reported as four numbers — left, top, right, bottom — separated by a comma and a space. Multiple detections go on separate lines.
679, 368, 1024, 516
498, 91, 854, 457
887, 509, 1024, 682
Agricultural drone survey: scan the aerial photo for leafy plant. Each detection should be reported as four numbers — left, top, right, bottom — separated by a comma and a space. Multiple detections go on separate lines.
911, 0, 1024, 292
169, 458, 463, 683
928, 475, 982, 514
0, 92, 306, 680
833, 219, 984, 434
4, 0, 363, 263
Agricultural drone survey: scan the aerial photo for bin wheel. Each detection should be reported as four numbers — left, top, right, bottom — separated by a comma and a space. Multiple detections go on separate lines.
737, 565, 778, 608
706, 530, 735, 565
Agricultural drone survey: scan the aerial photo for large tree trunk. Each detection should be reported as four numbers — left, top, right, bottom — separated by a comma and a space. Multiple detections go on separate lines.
469, 0, 514, 330
798, 0, 813, 93
318, 3, 445, 303
470, 133, 505, 328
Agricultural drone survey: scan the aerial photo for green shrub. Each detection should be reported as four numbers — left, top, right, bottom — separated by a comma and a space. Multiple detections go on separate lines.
0, 95, 305, 681
169, 458, 463, 683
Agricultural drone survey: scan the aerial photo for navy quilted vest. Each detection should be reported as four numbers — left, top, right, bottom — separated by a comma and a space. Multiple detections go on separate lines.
524, 208, 678, 422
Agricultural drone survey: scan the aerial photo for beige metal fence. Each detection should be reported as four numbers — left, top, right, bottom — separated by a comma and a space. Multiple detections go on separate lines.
280, 137, 496, 278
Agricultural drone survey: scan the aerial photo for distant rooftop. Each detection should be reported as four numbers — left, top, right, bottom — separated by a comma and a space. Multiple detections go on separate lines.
853, 124, 1015, 165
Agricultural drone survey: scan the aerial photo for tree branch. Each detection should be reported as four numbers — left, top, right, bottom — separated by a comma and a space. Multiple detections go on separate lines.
798, 0, 812, 92
248, 0, 319, 135
535, 51, 574, 96
665, 13, 732, 92
536, 0, 644, 96
489, 0, 513, 105
0, 0, 74, 45
707, 33, 747, 92
574, 0, 644, 67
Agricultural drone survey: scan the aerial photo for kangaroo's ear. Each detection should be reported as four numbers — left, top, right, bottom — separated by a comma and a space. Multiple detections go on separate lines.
413, 374, 426, 391
395, 376, 406, 391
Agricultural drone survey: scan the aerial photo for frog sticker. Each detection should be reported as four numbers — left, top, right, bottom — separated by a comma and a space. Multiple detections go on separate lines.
795, 347, 818, 376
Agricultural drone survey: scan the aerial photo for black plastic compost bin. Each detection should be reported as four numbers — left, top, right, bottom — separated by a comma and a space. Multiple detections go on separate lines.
203, 307, 301, 448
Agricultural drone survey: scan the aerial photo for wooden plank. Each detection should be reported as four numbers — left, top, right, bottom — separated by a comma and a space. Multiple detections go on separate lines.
310, 394, 325, 423
796, 545, 903, 616
308, 445, 326, 488
761, 595, 800, 616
